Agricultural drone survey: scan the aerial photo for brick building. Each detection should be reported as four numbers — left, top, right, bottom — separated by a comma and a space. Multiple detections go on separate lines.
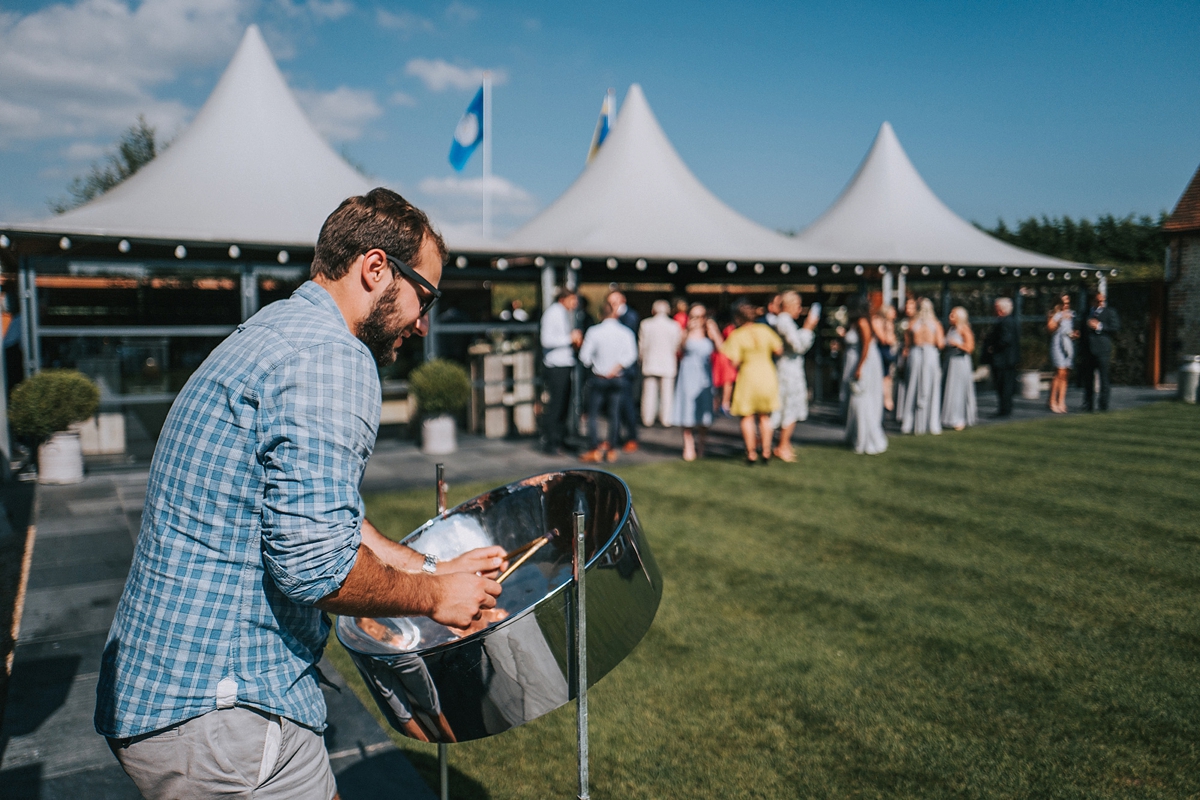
1165, 163, 1200, 371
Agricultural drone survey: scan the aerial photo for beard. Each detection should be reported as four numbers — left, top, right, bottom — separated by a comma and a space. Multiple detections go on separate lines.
355, 279, 407, 367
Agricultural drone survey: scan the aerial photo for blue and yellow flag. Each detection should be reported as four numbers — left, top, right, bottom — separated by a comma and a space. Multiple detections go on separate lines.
449, 86, 484, 171
586, 89, 615, 163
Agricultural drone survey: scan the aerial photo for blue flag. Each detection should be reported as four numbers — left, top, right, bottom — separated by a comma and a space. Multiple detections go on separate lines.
449, 86, 484, 171
587, 89, 615, 163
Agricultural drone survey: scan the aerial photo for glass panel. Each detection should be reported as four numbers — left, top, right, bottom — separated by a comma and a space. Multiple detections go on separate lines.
40, 336, 228, 395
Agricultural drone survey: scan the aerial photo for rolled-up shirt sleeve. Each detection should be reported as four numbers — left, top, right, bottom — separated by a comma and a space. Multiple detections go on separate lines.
256, 341, 379, 605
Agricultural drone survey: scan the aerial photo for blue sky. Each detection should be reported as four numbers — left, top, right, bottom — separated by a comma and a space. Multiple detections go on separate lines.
1, 0, 1198, 237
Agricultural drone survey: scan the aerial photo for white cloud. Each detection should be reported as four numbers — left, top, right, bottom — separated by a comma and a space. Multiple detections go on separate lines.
0, 0, 250, 145
376, 8, 434, 34
416, 175, 538, 235
405, 58, 507, 92
419, 174, 534, 204
444, 2, 478, 23
295, 86, 382, 142
388, 91, 417, 107
64, 141, 109, 161
274, 0, 354, 21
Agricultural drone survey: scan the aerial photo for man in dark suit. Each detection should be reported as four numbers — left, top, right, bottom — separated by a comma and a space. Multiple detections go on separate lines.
983, 297, 1021, 417
1077, 290, 1120, 411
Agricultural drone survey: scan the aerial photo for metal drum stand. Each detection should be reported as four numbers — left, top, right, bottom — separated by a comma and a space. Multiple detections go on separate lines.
430, 465, 591, 799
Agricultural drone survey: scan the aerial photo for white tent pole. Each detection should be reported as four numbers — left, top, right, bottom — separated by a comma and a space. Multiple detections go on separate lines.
482, 72, 492, 240
882, 271, 893, 309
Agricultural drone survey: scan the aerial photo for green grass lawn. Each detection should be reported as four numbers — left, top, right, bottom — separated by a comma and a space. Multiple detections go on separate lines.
326, 403, 1200, 799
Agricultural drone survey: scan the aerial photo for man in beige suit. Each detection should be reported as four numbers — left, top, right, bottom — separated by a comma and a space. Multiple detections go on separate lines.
639, 299, 684, 427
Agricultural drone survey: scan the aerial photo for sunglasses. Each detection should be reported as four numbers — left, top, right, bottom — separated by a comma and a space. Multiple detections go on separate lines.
385, 254, 441, 318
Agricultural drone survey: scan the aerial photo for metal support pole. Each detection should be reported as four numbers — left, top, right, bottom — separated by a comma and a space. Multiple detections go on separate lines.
424, 300, 439, 362
17, 259, 39, 379
435, 462, 449, 800
541, 263, 556, 314
896, 273, 907, 311
881, 271, 893, 309
240, 265, 259, 322
574, 510, 589, 800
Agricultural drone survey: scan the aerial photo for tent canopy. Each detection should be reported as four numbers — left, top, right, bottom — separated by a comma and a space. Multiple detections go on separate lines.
3, 25, 373, 248
505, 84, 832, 264
793, 122, 1080, 269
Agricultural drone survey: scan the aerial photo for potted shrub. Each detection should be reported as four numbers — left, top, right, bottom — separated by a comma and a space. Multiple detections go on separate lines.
408, 359, 471, 455
9, 369, 100, 484
1019, 338, 1049, 401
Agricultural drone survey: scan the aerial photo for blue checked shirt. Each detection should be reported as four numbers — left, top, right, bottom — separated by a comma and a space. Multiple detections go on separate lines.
96, 282, 380, 737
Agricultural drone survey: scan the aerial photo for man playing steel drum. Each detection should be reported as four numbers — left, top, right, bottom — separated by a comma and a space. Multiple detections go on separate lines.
96, 189, 505, 799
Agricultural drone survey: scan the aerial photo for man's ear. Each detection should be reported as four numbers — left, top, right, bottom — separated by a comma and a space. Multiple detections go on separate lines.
360, 249, 390, 293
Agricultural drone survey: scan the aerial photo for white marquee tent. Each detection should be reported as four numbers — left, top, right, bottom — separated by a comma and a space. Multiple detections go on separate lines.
505, 84, 834, 265
792, 122, 1081, 270
2, 25, 375, 248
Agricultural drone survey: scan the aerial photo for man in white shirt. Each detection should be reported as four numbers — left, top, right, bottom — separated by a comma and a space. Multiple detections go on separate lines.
540, 289, 582, 454
639, 300, 683, 427
578, 301, 638, 462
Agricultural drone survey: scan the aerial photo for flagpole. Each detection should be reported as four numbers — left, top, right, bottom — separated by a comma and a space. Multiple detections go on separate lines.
482, 71, 492, 239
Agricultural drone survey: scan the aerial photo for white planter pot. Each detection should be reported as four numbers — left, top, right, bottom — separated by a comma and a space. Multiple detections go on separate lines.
421, 414, 458, 455
38, 430, 84, 485
1020, 369, 1041, 401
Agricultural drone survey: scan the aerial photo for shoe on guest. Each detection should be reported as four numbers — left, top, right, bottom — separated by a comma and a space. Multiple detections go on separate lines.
579, 449, 604, 463
605, 449, 619, 463
621, 441, 639, 453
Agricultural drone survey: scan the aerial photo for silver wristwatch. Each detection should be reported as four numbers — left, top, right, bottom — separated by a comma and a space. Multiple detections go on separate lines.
421, 553, 438, 575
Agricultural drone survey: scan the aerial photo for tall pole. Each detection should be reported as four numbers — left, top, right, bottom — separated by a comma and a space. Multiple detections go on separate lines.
574, 511, 589, 800
482, 72, 492, 240
435, 464, 449, 800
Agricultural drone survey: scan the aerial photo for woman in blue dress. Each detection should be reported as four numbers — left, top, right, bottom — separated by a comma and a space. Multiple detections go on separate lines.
1047, 294, 1075, 414
674, 303, 724, 461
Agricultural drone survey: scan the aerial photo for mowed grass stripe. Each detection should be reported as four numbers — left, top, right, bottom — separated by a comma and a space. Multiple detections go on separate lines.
325, 402, 1200, 798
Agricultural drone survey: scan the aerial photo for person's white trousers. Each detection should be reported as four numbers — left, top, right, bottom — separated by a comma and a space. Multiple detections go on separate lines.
641, 375, 675, 427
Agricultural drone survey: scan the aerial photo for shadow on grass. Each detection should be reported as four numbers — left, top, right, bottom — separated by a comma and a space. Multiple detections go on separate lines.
400, 749, 492, 800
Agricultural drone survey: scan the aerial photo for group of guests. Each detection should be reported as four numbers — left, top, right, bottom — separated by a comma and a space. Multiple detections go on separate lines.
842, 296, 981, 455
540, 286, 1122, 464
840, 288, 1121, 456
539, 288, 820, 464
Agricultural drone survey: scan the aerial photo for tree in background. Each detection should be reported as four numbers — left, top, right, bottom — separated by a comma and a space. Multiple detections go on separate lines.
980, 213, 1167, 267
50, 116, 160, 213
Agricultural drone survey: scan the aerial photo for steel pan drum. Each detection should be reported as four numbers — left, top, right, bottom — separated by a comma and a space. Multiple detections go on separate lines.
336, 470, 661, 743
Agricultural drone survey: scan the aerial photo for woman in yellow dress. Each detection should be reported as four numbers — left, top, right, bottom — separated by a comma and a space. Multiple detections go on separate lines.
721, 300, 784, 463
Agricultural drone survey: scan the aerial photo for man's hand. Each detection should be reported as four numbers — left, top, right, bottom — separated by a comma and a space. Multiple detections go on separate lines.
571, 330, 584, 348
429, 572, 502, 629
439, 546, 508, 578
1088, 318, 1101, 331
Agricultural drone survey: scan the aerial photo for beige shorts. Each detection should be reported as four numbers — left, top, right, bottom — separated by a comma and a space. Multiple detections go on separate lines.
107, 706, 337, 800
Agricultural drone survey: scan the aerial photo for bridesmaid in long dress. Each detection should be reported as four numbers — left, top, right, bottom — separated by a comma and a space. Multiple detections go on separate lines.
844, 298, 888, 455
941, 306, 978, 430
674, 304, 724, 461
721, 300, 784, 463
900, 298, 945, 435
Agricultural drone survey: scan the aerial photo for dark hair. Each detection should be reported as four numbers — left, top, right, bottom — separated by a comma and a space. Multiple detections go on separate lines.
311, 187, 447, 281
847, 294, 869, 320
732, 299, 757, 326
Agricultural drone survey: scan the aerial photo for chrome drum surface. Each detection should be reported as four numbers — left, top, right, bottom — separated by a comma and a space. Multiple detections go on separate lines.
336, 470, 661, 743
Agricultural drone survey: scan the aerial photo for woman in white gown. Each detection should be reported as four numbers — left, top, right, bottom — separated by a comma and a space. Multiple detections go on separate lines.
941, 306, 978, 430
844, 298, 888, 455
900, 298, 945, 435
